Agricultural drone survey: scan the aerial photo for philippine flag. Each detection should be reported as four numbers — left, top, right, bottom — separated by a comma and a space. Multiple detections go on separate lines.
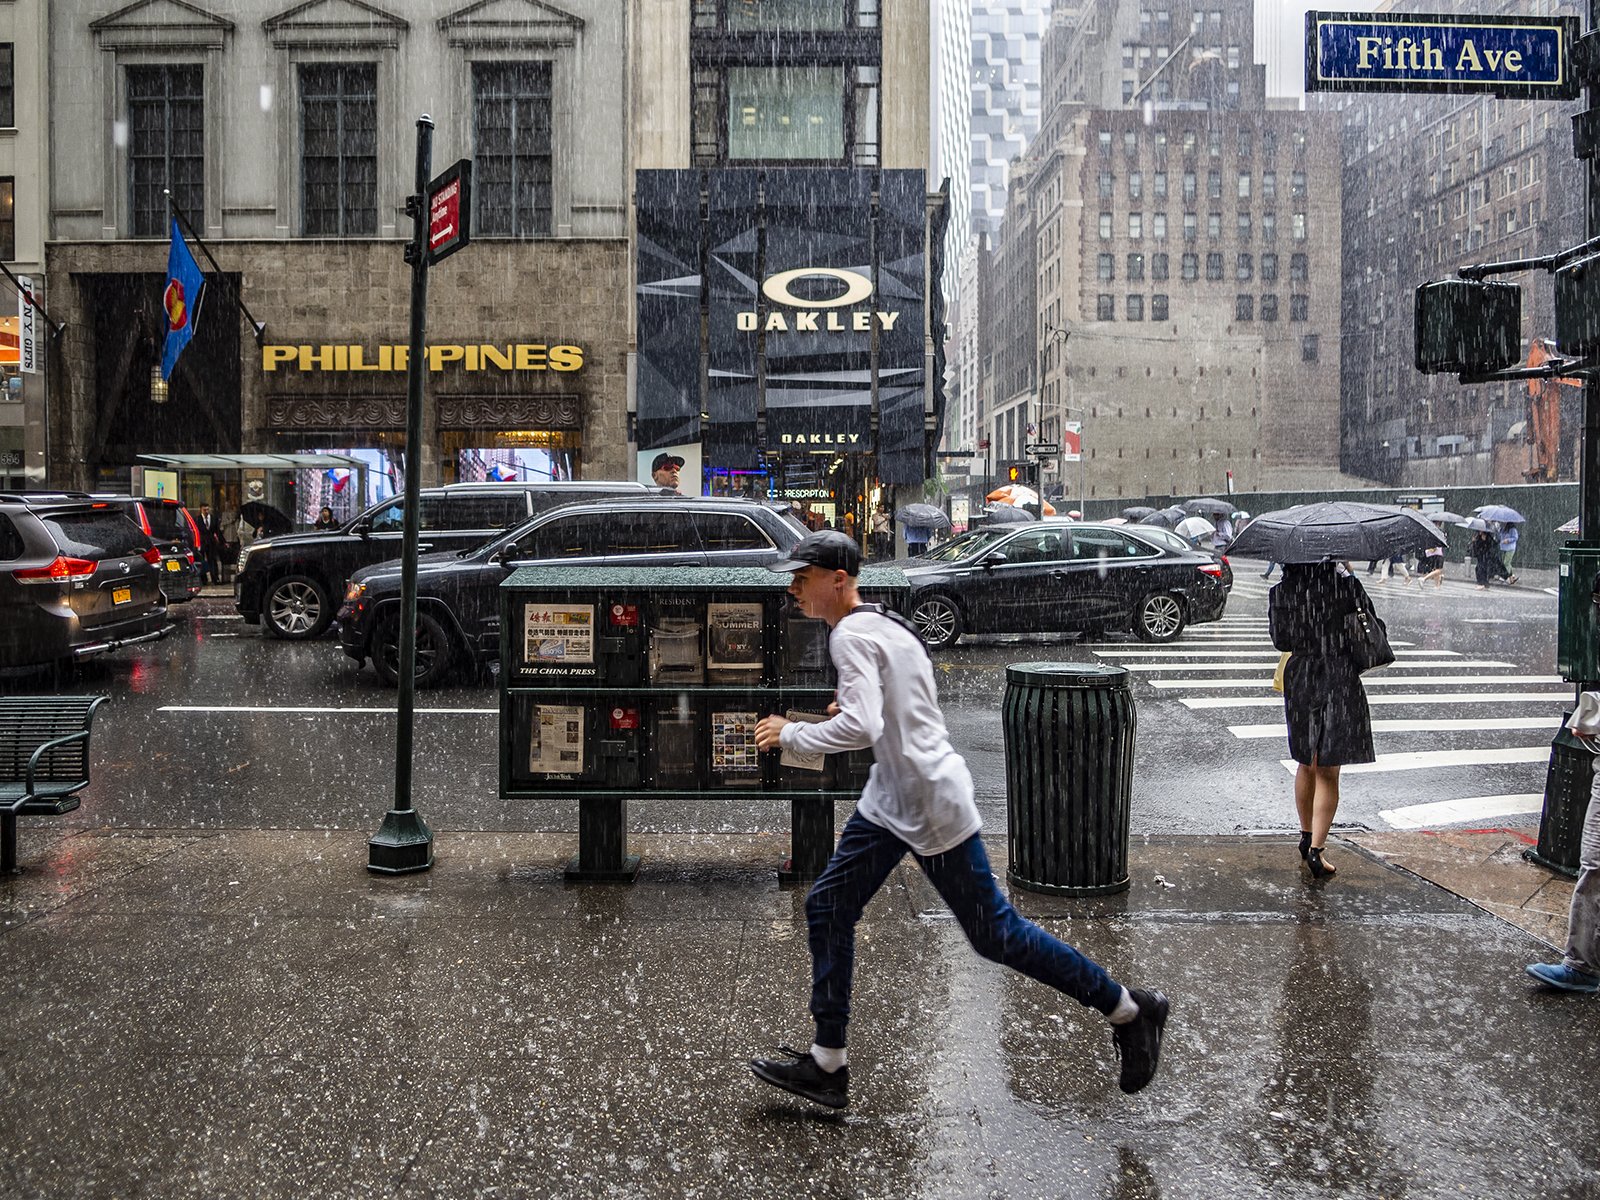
325, 468, 349, 493
488, 463, 515, 481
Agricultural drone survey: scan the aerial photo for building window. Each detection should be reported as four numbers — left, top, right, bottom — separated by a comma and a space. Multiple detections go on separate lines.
1207, 169, 1221, 199
1128, 213, 1143, 239
1206, 252, 1223, 280
1235, 294, 1253, 321
472, 62, 553, 237
1097, 252, 1114, 281
1153, 171, 1167, 199
1128, 171, 1142, 200
1208, 212, 1221, 239
1262, 212, 1276, 242
1181, 252, 1198, 281
1097, 293, 1115, 320
127, 64, 204, 237
1290, 169, 1307, 197
1098, 130, 1113, 155
1099, 212, 1113, 239
0, 178, 12, 261
1237, 172, 1251, 199
1208, 129, 1222, 158
1237, 212, 1251, 240
1290, 293, 1309, 321
1151, 293, 1169, 321
1292, 212, 1307, 240
1261, 252, 1278, 281
1260, 293, 1278, 321
1237, 129, 1251, 157
1152, 252, 1168, 281
1127, 253, 1145, 281
727, 65, 845, 161
1182, 171, 1196, 201
300, 63, 377, 237
1290, 252, 1308, 282
725, 0, 853, 31
0, 44, 13, 128
1152, 214, 1166, 240
1182, 130, 1196, 154
1183, 213, 1196, 241
1262, 171, 1276, 200
1301, 333, 1319, 361
1122, 79, 1135, 104
1262, 128, 1277, 157
1236, 252, 1252, 281
1124, 130, 1138, 156
1127, 294, 1144, 321
1098, 170, 1114, 198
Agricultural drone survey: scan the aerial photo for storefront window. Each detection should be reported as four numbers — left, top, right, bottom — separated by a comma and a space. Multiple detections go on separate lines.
727, 0, 846, 30
727, 66, 845, 161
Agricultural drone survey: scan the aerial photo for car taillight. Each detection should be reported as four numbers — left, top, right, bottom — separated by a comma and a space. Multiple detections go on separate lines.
1219, 555, 1230, 567
1198, 563, 1224, 578
13, 556, 98, 584
134, 503, 153, 537
142, 545, 163, 565
184, 507, 202, 547
184, 549, 196, 564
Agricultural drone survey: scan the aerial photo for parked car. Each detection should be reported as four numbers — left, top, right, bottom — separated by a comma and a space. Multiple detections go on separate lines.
236, 480, 660, 640
337, 495, 810, 687
87, 494, 204, 605
901, 521, 1228, 648
0, 493, 172, 672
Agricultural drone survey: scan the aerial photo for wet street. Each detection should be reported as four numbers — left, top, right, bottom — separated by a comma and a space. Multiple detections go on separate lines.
11, 567, 1564, 844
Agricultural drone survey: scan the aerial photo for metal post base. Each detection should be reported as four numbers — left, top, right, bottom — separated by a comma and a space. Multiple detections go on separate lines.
367, 808, 434, 874
778, 796, 834, 887
566, 796, 637, 883
564, 853, 641, 884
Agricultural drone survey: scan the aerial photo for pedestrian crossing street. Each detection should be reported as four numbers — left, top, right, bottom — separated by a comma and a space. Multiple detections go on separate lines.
1085, 573, 1567, 832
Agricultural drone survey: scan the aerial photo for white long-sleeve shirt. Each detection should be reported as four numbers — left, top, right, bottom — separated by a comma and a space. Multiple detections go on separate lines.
778, 608, 980, 856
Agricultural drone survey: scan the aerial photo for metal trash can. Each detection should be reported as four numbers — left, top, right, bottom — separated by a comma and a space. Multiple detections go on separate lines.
1002, 661, 1135, 895
1529, 721, 1589, 878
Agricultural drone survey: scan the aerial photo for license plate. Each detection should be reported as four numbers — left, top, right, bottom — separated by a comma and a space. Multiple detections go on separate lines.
165, 559, 181, 571
112, 586, 132, 604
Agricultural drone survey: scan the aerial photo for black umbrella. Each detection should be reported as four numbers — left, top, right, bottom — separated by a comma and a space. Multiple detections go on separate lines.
981, 503, 1036, 524
1121, 505, 1158, 520
1182, 497, 1236, 516
239, 500, 293, 536
895, 503, 952, 531
1138, 506, 1187, 528
1226, 501, 1446, 563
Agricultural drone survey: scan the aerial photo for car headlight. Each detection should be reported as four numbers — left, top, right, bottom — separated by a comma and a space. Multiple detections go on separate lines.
345, 581, 366, 602
238, 541, 271, 568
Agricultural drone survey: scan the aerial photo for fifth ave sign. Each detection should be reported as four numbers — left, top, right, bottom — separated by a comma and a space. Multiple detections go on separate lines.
1306, 11, 1580, 100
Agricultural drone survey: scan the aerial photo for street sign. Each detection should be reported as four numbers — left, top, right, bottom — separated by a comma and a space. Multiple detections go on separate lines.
17, 275, 37, 375
1306, 11, 1580, 100
426, 159, 473, 266
1025, 442, 1059, 457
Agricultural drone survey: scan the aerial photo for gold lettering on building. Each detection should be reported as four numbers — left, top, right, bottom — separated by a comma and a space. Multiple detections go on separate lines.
261, 343, 585, 373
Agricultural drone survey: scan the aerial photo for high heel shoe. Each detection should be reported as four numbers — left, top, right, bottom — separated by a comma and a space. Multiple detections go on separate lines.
1298, 831, 1312, 862
1306, 846, 1336, 879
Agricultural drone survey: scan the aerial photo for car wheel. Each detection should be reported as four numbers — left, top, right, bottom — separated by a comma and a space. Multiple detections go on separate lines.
910, 593, 964, 648
1132, 592, 1186, 643
264, 574, 333, 640
371, 610, 454, 689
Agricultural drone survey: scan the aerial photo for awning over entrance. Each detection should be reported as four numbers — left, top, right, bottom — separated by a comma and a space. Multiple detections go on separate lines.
137, 453, 369, 470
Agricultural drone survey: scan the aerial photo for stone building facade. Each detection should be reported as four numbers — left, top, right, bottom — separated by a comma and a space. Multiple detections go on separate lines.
44, 0, 631, 505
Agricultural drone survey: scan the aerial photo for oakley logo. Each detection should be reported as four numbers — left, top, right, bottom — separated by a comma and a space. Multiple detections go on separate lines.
761, 268, 874, 309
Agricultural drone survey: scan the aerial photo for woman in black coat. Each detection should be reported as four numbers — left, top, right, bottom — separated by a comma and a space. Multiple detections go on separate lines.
1269, 563, 1376, 879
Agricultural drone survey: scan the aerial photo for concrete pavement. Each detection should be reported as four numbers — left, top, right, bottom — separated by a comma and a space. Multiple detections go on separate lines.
2, 821, 1596, 1199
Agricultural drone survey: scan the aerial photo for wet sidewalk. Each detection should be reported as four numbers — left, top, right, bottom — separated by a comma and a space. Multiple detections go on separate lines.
2, 825, 1596, 1199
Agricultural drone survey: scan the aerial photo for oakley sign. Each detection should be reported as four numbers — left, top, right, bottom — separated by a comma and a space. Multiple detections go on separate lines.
736, 268, 902, 333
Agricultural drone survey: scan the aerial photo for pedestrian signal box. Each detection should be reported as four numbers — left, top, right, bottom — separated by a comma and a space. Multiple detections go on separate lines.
1414, 279, 1521, 375
1002, 461, 1039, 487
1555, 253, 1600, 358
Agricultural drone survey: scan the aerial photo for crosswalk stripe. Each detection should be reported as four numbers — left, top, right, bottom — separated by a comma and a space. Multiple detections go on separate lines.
1149, 673, 1563, 689
1278, 747, 1548, 774
1098, 646, 1432, 658
1121, 659, 1511, 671
1379, 794, 1547, 829
1180, 691, 1567, 709
1233, 716, 1556, 739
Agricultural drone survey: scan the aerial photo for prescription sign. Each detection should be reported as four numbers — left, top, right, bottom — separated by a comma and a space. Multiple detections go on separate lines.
1306, 11, 1580, 100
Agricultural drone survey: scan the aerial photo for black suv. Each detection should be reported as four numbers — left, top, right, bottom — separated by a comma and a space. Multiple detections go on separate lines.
337, 495, 809, 687
0, 493, 172, 671
236, 481, 657, 640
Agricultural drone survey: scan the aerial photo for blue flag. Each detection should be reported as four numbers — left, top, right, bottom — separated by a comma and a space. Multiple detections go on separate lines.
160, 217, 205, 380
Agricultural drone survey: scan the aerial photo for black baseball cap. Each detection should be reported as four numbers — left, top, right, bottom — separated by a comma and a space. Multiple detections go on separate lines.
768, 530, 861, 577
651, 453, 685, 472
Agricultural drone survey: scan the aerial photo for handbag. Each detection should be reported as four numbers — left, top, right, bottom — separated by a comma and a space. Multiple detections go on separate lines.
1272, 651, 1290, 693
1343, 593, 1395, 673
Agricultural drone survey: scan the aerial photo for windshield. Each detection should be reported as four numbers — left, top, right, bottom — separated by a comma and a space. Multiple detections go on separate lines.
919, 529, 1012, 563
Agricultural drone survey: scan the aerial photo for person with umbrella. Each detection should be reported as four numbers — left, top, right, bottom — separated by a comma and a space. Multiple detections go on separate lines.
896, 503, 951, 556
1466, 519, 1515, 588
1231, 503, 1443, 880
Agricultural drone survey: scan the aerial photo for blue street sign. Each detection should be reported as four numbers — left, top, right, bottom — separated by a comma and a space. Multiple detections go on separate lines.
1306, 11, 1580, 100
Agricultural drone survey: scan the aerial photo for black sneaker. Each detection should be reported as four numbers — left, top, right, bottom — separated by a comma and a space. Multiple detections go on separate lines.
750, 1045, 849, 1109
1111, 989, 1170, 1095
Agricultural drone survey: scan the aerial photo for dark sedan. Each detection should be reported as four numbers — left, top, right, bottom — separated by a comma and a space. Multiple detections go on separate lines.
901, 522, 1228, 647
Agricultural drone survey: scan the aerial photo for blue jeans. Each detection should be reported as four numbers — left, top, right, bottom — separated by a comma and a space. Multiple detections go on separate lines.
805, 812, 1124, 1047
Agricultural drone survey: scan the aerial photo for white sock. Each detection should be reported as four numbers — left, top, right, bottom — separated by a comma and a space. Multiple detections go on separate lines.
1107, 987, 1139, 1025
809, 1043, 848, 1072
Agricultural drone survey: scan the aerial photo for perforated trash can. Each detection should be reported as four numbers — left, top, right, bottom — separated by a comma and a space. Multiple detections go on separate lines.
1002, 662, 1136, 895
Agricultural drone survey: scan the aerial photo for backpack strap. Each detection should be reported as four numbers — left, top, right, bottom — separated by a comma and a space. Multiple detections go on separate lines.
849, 602, 930, 657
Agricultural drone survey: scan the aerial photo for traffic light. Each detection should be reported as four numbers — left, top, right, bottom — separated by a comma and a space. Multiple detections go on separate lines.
1002, 461, 1039, 488
1006, 463, 1024, 484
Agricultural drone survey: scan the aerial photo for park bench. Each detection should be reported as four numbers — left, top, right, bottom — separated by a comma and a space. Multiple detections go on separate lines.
0, 696, 108, 873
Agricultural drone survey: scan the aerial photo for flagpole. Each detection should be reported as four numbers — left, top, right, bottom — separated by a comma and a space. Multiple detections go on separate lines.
0, 260, 65, 338
163, 190, 267, 344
